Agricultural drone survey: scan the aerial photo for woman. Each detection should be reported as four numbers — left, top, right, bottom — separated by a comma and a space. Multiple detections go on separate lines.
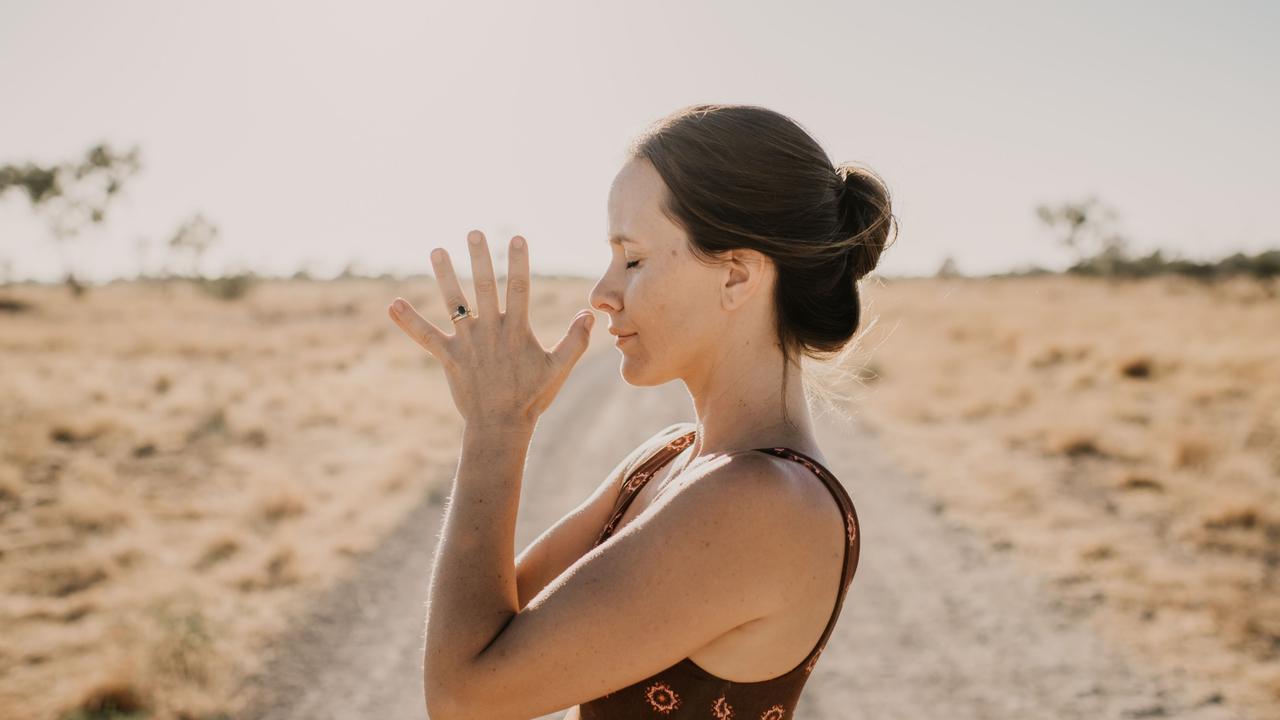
389, 103, 896, 719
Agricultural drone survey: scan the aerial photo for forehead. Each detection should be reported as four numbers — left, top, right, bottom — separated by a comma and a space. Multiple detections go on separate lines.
607, 158, 673, 246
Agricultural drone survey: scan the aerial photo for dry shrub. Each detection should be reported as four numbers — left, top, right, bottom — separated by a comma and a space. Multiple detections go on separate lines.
15, 561, 110, 598
1172, 435, 1215, 469
1118, 355, 1154, 379
1115, 473, 1164, 492
61, 485, 133, 535
146, 600, 217, 686
192, 536, 240, 571
63, 679, 150, 719
233, 544, 299, 592
1043, 427, 1108, 459
254, 488, 307, 524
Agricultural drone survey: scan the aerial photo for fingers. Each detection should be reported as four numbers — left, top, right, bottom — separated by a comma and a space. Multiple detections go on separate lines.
388, 298, 448, 357
465, 230, 501, 318
505, 235, 531, 321
430, 247, 473, 325
549, 309, 594, 370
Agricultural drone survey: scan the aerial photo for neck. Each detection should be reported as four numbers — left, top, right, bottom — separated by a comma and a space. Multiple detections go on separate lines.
681, 337, 818, 461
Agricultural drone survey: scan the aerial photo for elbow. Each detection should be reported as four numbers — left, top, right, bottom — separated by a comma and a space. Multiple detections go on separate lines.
424, 669, 464, 720
426, 686, 468, 720
425, 666, 483, 720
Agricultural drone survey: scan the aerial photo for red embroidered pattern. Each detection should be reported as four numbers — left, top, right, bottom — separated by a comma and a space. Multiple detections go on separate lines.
804, 648, 821, 675
645, 681, 681, 713
712, 694, 734, 719
760, 704, 786, 720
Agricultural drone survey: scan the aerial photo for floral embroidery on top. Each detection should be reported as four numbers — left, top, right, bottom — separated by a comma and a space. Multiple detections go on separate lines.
645, 680, 681, 713
623, 468, 653, 494
712, 694, 734, 719
804, 647, 821, 675
846, 510, 857, 545
760, 704, 786, 720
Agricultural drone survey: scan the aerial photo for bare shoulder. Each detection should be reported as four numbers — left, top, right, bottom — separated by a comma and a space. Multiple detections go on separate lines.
650, 450, 846, 604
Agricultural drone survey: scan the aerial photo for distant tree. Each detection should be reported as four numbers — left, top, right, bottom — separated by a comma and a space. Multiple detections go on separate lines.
0, 143, 142, 295
1034, 196, 1129, 273
167, 213, 220, 279
935, 255, 962, 278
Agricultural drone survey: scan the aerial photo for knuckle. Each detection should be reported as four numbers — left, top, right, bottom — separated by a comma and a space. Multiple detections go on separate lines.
474, 278, 497, 294
507, 277, 530, 294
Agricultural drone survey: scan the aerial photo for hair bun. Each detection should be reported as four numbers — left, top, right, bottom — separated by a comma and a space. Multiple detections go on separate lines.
835, 163, 897, 280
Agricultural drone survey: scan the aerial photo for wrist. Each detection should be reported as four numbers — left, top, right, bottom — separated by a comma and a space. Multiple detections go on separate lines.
462, 415, 537, 440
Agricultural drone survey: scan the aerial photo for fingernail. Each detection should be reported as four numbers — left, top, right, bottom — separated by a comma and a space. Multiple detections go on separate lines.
393, 300, 406, 313
513, 236, 525, 249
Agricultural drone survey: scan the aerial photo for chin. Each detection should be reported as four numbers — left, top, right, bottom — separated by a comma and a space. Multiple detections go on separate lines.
618, 356, 678, 387
618, 358, 651, 386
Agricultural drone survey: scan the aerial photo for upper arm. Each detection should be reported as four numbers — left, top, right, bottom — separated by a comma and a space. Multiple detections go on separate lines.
442, 452, 818, 720
514, 421, 694, 610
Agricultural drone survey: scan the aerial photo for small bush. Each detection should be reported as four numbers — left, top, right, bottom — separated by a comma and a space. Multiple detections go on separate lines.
195, 273, 256, 301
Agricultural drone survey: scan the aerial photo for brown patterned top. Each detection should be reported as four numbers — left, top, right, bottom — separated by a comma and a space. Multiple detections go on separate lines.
578, 426, 861, 719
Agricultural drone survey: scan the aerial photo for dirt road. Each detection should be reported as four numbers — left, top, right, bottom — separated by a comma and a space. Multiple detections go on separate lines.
235, 348, 1244, 719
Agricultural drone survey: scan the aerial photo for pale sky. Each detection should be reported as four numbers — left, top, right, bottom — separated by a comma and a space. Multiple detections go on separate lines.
1, 0, 1276, 283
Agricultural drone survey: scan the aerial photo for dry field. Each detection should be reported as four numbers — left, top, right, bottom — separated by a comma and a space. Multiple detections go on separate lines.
1, 273, 1276, 719
851, 273, 1280, 719
0, 277, 600, 720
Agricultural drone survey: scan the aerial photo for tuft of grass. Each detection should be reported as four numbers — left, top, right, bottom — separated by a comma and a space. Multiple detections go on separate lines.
1203, 507, 1259, 531
0, 296, 33, 313
1119, 355, 1154, 379
17, 562, 110, 597
195, 273, 255, 301
147, 599, 216, 685
1172, 436, 1214, 469
233, 545, 300, 591
256, 489, 307, 523
60, 679, 149, 720
193, 536, 240, 571
1046, 430, 1106, 459
1117, 473, 1164, 492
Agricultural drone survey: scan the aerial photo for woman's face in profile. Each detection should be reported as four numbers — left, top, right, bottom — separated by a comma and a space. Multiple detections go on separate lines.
590, 158, 725, 386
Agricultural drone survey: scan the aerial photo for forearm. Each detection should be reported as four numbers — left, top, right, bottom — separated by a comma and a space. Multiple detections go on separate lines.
423, 419, 535, 700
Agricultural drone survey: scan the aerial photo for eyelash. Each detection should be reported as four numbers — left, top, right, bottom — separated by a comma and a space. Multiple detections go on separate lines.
625, 260, 641, 270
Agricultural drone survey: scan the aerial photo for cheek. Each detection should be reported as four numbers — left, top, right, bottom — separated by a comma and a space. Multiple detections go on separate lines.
628, 265, 713, 349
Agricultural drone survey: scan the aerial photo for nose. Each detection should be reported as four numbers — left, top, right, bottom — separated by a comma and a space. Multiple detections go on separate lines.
589, 265, 622, 315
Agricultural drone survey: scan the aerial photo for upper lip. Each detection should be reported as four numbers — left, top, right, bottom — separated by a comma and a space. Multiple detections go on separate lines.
610, 329, 637, 337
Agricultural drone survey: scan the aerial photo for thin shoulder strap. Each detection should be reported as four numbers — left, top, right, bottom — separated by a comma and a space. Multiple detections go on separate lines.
595, 429, 696, 547
753, 446, 861, 673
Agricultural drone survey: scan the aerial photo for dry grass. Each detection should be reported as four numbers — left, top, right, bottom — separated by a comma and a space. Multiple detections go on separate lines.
0, 277, 598, 720
5, 272, 1277, 718
846, 273, 1280, 718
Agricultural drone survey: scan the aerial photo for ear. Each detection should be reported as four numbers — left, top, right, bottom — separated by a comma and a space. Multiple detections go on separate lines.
721, 248, 769, 311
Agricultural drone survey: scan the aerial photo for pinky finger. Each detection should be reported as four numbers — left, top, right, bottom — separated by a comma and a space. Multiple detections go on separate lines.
388, 298, 449, 358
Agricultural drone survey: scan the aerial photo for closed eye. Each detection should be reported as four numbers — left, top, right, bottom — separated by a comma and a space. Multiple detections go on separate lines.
625, 260, 641, 270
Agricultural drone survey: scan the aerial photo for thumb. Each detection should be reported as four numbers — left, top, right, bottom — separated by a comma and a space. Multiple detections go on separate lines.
550, 310, 594, 368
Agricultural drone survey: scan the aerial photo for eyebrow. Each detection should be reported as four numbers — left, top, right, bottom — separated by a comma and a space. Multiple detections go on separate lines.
608, 235, 639, 247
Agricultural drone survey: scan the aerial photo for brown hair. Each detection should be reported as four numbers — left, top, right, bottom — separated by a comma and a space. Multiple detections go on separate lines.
627, 103, 898, 424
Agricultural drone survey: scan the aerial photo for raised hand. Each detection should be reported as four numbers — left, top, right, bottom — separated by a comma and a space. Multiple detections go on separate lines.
387, 230, 595, 428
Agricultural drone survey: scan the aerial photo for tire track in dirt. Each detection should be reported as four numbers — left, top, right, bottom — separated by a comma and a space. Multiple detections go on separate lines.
236, 349, 1244, 719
